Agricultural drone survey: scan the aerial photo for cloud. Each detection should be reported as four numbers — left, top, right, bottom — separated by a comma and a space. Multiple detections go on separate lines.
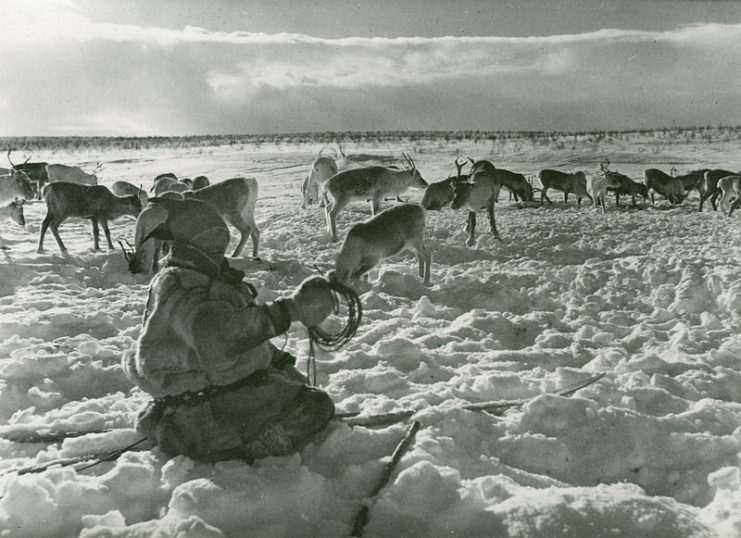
0, 0, 740, 134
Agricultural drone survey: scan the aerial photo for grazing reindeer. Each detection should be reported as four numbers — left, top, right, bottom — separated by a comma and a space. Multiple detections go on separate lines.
0, 199, 26, 250
450, 160, 502, 246
123, 197, 230, 274
37, 183, 142, 253
421, 158, 469, 210
338, 145, 400, 168
0, 169, 36, 203
323, 153, 427, 242
718, 175, 741, 217
334, 203, 431, 286
153, 172, 178, 184
192, 176, 210, 190
699, 169, 737, 211
539, 169, 592, 206
479, 160, 533, 202
111, 181, 148, 206
301, 152, 338, 208
46, 163, 101, 186
586, 173, 611, 213
183, 177, 260, 258
152, 176, 189, 196
599, 160, 647, 207
643, 168, 697, 205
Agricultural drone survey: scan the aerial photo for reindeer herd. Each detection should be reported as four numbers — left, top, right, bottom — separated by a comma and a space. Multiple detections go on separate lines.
0, 146, 739, 288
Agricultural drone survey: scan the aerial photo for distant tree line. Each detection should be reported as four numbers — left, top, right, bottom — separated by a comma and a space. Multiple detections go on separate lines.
2, 125, 740, 152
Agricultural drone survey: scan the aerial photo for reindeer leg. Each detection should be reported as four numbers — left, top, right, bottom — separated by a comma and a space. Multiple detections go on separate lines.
465, 212, 476, 247
50, 218, 67, 253
37, 214, 52, 253
710, 190, 720, 211
412, 239, 432, 286
91, 218, 101, 250
541, 188, 553, 206
101, 220, 114, 250
371, 193, 382, 216
487, 201, 500, 240
327, 199, 346, 242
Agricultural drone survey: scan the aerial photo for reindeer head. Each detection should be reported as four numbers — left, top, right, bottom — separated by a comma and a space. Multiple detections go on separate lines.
402, 153, 427, 188
119, 240, 144, 274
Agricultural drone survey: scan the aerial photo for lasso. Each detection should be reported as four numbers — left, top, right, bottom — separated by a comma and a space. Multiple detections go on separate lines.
305, 277, 363, 385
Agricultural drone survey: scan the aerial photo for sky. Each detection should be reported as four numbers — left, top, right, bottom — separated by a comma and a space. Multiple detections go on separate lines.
1, 0, 740, 136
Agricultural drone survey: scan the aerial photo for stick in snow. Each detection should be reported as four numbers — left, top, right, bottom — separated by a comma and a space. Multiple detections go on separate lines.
350, 420, 420, 537
0, 437, 150, 478
336, 373, 606, 427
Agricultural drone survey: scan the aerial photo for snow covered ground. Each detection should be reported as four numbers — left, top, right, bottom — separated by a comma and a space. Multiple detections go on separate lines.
0, 137, 740, 537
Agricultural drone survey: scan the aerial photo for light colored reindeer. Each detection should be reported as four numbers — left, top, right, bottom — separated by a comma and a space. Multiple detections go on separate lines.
718, 175, 741, 217
323, 153, 427, 242
450, 160, 502, 246
334, 203, 431, 286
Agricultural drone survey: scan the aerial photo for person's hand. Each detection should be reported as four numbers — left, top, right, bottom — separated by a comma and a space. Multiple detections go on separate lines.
286, 277, 335, 327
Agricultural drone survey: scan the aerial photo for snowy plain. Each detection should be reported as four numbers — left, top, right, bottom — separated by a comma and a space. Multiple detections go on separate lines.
0, 134, 740, 537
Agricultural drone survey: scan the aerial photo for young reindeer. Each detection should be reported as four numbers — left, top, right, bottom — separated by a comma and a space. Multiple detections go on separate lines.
718, 175, 741, 217
0, 169, 36, 203
334, 203, 431, 286
323, 153, 427, 242
450, 160, 502, 246
301, 148, 339, 208
37, 183, 142, 253
421, 158, 469, 210
0, 199, 26, 250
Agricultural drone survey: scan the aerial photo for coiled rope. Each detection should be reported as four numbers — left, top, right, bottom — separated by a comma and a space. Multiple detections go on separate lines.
306, 278, 363, 385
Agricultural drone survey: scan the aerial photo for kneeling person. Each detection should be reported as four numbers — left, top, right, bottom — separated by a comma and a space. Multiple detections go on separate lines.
124, 197, 335, 462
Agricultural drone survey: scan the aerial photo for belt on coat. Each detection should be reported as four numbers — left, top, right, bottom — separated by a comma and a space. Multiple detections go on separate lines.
152, 370, 271, 410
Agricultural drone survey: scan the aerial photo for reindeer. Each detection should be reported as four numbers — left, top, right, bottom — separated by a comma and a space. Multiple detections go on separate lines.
586, 173, 610, 213
337, 145, 400, 168
192, 176, 210, 190
301, 149, 339, 208
37, 183, 142, 253
0, 169, 36, 204
643, 168, 698, 205
450, 160, 502, 246
699, 169, 738, 211
7, 150, 47, 199
421, 158, 469, 210
183, 177, 260, 258
0, 199, 26, 250
598, 160, 647, 207
46, 163, 102, 186
323, 153, 427, 242
111, 181, 148, 206
152, 176, 190, 196
718, 175, 741, 217
334, 203, 431, 286
538, 169, 592, 206
484, 162, 534, 202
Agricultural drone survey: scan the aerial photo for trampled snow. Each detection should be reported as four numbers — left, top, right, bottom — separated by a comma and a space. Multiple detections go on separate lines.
0, 138, 739, 537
